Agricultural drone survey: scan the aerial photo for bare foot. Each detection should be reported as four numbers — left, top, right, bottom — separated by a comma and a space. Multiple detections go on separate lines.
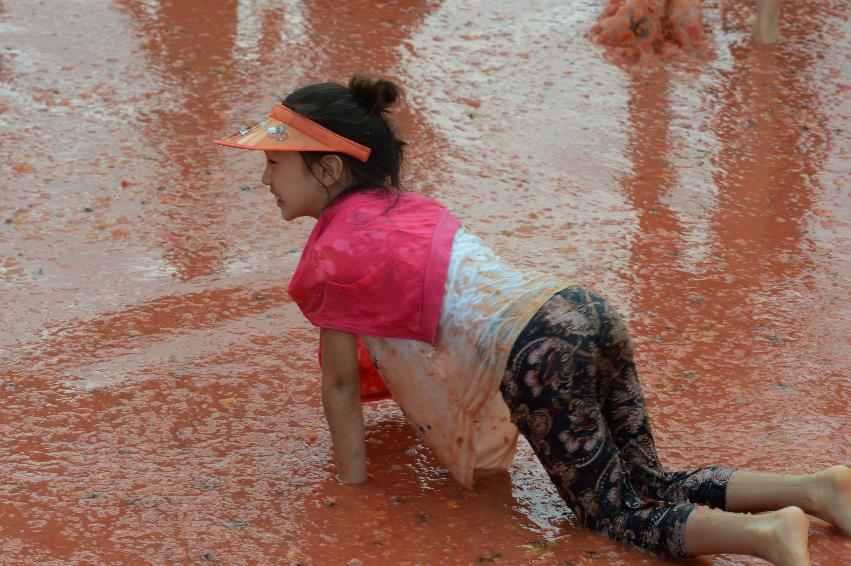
810, 465, 851, 536
759, 507, 811, 566
593, 0, 665, 49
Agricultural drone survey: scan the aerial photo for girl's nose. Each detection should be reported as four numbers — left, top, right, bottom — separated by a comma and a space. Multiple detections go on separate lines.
261, 166, 271, 186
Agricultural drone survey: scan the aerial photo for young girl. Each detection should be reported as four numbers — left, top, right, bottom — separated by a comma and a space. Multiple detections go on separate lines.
215, 76, 850, 565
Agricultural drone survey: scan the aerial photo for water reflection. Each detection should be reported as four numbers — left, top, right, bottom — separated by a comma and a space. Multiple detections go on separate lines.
617, 0, 837, 467
619, 67, 685, 320
117, 0, 240, 280
710, 3, 825, 291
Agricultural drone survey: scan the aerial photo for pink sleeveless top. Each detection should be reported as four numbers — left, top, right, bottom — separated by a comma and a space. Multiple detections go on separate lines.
287, 189, 460, 345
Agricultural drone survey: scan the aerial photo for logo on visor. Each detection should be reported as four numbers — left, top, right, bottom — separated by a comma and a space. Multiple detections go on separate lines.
233, 120, 268, 138
266, 125, 288, 141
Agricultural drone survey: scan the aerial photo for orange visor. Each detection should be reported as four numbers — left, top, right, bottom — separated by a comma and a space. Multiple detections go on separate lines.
214, 104, 372, 163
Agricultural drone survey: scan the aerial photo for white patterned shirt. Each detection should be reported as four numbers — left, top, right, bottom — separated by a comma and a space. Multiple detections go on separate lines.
362, 228, 570, 487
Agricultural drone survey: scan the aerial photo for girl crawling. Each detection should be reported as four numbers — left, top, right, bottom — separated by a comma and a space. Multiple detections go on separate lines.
214, 76, 850, 565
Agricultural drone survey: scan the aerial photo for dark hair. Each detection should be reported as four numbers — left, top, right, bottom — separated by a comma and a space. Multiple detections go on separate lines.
282, 75, 406, 198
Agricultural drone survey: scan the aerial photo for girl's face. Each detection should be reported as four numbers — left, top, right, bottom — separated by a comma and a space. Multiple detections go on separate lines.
261, 151, 328, 221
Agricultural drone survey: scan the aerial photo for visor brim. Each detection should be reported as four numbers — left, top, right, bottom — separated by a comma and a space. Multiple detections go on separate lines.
214, 105, 371, 162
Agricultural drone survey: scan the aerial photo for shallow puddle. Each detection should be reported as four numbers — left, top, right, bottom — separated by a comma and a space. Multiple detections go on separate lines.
1, 0, 849, 564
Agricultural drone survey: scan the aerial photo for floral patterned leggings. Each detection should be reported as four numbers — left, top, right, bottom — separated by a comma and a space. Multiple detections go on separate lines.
500, 286, 736, 557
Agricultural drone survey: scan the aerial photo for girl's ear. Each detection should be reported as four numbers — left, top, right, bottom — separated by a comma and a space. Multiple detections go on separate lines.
316, 154, 346, 186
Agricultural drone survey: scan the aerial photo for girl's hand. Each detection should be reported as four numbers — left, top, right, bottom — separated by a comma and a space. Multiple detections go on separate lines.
320, 328, 367, 483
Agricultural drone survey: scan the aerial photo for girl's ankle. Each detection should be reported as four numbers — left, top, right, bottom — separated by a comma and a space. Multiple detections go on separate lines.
799, 472, 824, 517
747, 511, 783, 561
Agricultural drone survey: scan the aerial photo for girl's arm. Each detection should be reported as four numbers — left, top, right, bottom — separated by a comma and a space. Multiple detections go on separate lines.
319, 328, 367, 484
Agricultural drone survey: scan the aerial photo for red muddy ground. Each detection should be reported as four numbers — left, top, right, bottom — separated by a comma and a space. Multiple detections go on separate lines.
1, 0, 849, 565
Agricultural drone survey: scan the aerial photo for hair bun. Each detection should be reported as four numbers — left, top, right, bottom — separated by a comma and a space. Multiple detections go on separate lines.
348, 75, 400, 113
